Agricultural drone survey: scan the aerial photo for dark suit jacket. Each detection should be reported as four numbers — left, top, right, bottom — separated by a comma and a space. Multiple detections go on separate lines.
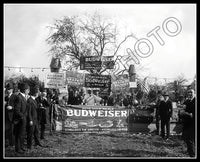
13, 93, 28, 122
158, 99, 173, 119
27, 97, 39, 124
36, 96, 50, 124
5, 93, 17, 122
182, 98, 195, 129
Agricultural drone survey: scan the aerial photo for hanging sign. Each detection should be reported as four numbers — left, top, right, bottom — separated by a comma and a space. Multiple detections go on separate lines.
45, 72, 64, 88
85, 74, 111, 89
80, 56, 114, 70
65, 71, 84, 86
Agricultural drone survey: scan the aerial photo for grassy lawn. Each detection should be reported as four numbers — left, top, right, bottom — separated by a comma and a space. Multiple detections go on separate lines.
4, 130, 190, 158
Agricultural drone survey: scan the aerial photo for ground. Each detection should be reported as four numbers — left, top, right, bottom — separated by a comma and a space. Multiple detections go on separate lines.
4, 130, 190, 158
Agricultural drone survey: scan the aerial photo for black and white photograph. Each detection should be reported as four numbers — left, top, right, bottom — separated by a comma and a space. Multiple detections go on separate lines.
3, 3, 197, 159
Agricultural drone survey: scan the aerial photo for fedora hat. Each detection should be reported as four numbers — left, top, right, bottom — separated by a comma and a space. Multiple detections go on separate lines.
18, 83, 30, 93
29, 85, 39, 96
162, 91, 169, 96
6, 82, 14, 90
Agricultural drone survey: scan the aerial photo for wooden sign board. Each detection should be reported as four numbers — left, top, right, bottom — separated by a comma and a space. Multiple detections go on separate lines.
45, 72, 64, 89
80, 56, 114, 70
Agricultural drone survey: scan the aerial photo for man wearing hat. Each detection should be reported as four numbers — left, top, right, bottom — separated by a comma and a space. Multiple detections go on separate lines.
36, 89, 50, 139
83, 88, 102, 106
13, 82, 30, 154
179, 89, 195, 157
155, 91, 164, 135
27, 85, 43, 149
158, 91, 173, 140
5, 82, 17, 147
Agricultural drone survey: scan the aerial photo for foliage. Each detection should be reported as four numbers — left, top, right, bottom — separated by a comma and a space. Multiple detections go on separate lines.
147, 89, 157, 103
166, 74, 188, 102
5, 75, 44, 91
46, 13, 135, 74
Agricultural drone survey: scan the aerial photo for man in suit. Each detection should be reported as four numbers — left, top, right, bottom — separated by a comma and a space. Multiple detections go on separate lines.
179, 89, 195, 157
13, 83, 30, 154
158, 91, 173, 140
36, 89, 50, 139
5, 82, 17, 147
27, 85, 43, 149
155, 91, 164, 135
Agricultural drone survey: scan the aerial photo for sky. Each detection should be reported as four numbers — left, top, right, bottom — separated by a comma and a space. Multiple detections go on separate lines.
4, 4, 196, 84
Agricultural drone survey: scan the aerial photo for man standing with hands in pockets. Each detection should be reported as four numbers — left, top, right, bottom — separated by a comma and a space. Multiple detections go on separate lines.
158, 91, 173, 140
27, 85, 43, 149
179, 89, 195, 157
13, 83, 30, 154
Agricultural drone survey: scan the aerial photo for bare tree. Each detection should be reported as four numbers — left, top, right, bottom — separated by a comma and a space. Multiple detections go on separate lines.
46, 13, 135, 74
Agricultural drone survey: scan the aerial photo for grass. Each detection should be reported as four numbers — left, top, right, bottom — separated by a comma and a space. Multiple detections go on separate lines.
4, 130, 190, 158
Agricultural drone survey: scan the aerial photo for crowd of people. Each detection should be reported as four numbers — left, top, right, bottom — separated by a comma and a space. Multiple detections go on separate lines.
4, 82, 196, 157
4, 82, 58, 154
154, 89, 195, 157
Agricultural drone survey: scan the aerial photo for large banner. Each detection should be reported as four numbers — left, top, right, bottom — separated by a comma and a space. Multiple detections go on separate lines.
85, 74, 111, 89
55, 105, 129, 132
45, 72, 65, 88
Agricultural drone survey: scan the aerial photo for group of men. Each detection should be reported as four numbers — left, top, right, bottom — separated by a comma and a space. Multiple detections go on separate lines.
5, 82, 50, 154
155, 89, 195, 157
5, 81, 196, 157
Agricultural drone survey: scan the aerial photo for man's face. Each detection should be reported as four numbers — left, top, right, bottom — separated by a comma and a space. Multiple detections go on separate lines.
35, 92, 39, 98
42, 92, 47, 97
188, 90, 194, 99
7, 89, 13, 95
164, 96, 169, 100
63, 95, 68, 102
25, 88, 30, 95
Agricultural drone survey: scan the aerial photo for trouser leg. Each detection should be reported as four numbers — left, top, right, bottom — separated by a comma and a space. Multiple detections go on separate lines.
15, 133, 20, 151
34, 124, 41, 145
166, 119, 170, 138
40, 124, 45, 139
160, 119, 165, 138
20, 121, 27, 150
156, 117, 160, 135
14, 124, 21, 152
185, 138, 195, 157
10, 124, 15, 146
27, 125, 34, 147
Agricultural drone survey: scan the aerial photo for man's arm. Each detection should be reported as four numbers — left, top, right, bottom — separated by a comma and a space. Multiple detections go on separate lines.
14, 96, 24, 119
179, 100, 193, 119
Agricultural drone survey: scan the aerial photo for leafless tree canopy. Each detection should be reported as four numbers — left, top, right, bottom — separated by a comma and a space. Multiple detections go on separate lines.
46, 13, 134, 74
